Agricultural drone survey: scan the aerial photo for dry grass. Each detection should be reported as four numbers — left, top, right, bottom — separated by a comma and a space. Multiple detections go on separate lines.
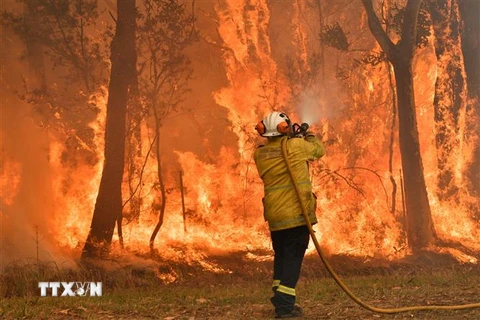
1, 253, 480, 319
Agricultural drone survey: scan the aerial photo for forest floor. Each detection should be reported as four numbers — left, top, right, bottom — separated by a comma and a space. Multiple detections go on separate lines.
1, 249, 480, 319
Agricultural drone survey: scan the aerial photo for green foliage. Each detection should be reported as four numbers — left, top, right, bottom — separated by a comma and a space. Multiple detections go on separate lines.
320, 22, 350, 52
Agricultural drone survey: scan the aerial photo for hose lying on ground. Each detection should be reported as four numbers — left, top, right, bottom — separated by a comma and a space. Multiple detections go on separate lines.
280, 137, 480, 314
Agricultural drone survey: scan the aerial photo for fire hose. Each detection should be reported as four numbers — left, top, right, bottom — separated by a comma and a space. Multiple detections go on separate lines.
280, 136, 480, 314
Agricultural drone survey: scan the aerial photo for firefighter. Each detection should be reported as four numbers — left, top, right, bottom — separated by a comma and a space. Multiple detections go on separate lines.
254, 111, 325, 318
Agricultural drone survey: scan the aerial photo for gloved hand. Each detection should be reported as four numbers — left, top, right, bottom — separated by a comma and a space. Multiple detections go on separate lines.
305, 131, 322, 141
299, 123, 309, 135
292, 123, 309, 138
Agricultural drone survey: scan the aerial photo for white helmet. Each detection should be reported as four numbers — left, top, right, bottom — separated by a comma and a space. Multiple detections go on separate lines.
255, 111, 291, 137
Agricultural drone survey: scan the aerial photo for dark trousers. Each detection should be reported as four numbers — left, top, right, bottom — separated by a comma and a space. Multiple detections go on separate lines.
270, 225, 310, 315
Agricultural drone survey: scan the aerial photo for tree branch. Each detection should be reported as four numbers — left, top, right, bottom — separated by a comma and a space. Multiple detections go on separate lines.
360, 0, 395, 59
122, 132, 156, 210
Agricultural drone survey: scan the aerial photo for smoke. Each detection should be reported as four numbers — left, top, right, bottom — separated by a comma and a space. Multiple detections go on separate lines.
297, 90, 321, 125
296, 85, 343, 126
0, 95, 63, 268
0, 34, 75, 270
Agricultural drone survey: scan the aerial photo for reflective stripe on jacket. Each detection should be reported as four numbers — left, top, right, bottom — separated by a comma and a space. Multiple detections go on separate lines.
254, 135, 325, 231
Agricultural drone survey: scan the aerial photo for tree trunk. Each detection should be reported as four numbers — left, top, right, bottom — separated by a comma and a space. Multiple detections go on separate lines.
428, 0, 467, 201
82, 0, 136, 259
362, 0, 436, 250
149, 112, 167, 253
392, 53, 437, 249
387, 64, 398, 214
459, 0, 480, 197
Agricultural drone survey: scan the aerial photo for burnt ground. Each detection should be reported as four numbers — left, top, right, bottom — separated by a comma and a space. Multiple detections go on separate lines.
153, 250, 480, 319
112, 249, 480, 319
2, 249, 480, 319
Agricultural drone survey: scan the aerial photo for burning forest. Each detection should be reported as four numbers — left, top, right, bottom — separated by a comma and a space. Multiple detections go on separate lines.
1, 0, 479, 290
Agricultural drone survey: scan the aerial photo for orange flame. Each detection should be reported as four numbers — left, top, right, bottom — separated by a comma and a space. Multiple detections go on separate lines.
1, 1, 478, 268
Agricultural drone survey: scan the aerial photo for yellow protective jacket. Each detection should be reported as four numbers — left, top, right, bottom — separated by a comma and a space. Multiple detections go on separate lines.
254, 135, 325, 231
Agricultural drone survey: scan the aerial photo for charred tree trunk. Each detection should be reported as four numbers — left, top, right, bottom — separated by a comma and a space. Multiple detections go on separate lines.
381, 0, 399, 215
362, 0, 436, 250
387, 65, 398, 214
459, 0, 480, 197
428, 0, 466, 201
392, 54, 437, 248
82, 0, 136, 259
